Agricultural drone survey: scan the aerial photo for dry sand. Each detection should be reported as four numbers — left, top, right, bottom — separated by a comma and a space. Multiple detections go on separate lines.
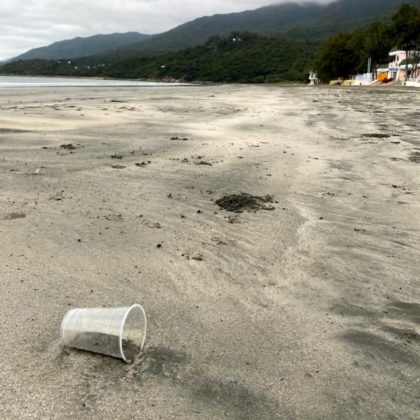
0, 85, 419, 419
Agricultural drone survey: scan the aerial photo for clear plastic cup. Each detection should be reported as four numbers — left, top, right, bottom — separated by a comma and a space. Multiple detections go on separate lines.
60, 304, 147, 363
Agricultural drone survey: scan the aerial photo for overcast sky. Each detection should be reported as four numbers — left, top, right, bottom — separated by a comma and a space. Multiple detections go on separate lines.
0, 0, 331, 60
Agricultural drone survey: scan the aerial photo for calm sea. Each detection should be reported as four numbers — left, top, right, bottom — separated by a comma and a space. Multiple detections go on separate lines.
0, 75, 183, 88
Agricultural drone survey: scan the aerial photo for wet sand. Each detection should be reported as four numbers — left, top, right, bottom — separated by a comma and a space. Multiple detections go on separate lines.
0, 85, 419, 419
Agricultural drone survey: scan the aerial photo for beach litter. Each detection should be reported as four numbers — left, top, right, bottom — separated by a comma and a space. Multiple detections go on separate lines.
60, 304, 147, 363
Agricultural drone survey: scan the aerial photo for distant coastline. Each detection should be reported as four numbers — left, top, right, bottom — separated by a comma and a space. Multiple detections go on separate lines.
0, 75, 190, 88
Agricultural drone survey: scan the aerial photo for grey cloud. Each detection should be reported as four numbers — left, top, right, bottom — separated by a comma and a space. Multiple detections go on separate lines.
0, 0, 331, 60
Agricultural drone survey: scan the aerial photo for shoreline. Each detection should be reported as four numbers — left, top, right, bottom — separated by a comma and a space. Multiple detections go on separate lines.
1, 74, 418, 89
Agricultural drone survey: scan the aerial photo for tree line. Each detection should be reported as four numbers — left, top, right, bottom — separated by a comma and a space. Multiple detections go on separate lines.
314, 4, 420, 81
0, 32, 318, 83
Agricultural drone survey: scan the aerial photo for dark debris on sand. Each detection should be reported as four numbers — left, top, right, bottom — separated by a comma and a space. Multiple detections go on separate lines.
362, 133, 391, 139
4, 212, 26, 220
409, 152, 420, 163
170, 136, 189, 141
60, 143, 78, 150
0, 128, 31, 134
215, 193, 275, 213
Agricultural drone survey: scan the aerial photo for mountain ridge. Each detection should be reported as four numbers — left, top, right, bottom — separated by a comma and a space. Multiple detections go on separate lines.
8, 0, 417, 62
112, 0, 409, 55
11, 32, 151, 62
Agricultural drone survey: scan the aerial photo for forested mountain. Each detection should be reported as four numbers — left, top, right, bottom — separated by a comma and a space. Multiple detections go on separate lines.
114, 3, 322, 54
0, 33, 318, 83
11, 32, 151, 61
112, 0, 411, 55
104, 33, 318, 82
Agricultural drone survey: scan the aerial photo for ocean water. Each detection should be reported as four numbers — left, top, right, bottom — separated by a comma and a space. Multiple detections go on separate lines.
0, 75, 184, 88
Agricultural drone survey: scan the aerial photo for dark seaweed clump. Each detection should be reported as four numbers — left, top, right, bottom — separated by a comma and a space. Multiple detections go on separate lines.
215, 193, 275, 213
362, 133, 391, 139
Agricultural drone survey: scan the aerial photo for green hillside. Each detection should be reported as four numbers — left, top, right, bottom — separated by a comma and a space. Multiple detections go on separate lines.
11, 32, 151, 61
0, 33, 318, 83
104, 33, 318, 82
112, 0, 410, 55
114, 3, 322, 55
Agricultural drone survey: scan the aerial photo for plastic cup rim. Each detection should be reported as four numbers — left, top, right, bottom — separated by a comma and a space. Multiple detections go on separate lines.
119, 303, 147, 363
60, 308, 80, 340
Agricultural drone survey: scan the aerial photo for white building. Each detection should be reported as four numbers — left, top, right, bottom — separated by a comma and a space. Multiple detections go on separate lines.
388, 50, 420, 82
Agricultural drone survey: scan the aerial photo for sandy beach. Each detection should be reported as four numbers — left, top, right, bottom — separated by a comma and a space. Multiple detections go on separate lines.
0, 84, 419, 419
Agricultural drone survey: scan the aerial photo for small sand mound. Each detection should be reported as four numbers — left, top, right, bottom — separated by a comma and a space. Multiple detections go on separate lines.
215, 193, 275, 213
